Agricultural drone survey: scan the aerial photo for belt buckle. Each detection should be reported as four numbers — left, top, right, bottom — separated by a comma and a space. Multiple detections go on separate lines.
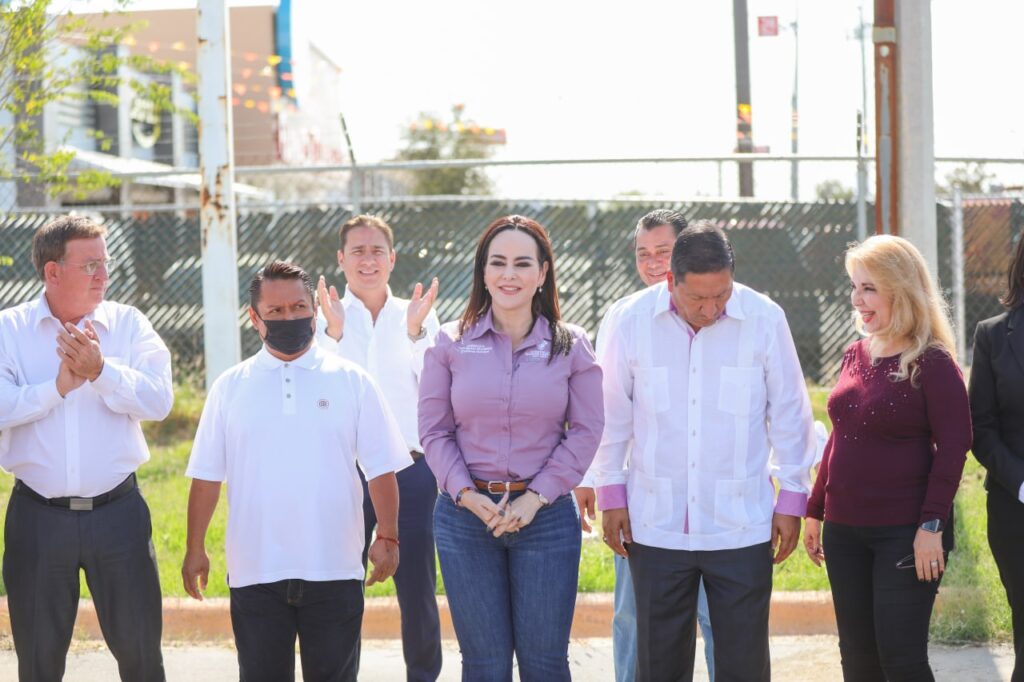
486, 481, 509, 494
69, 498, 93, 511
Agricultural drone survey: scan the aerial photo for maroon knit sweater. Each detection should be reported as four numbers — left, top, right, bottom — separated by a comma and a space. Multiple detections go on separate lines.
806, 339, 971, 525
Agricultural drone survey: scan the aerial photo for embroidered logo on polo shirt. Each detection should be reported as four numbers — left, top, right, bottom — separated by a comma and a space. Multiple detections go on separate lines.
457, 343, 492, 355
317, 399, 329, 409
524, 340, 549, 361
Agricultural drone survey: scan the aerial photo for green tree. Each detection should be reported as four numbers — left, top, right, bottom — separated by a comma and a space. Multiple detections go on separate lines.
936, 162, 994, 198
0, 0, 190, 200
815, 179, 855, 202
396, 104, 497, 196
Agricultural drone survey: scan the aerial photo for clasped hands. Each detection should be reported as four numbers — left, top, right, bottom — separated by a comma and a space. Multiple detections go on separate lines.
55, 320, 104, 397
460, 489, 545, 537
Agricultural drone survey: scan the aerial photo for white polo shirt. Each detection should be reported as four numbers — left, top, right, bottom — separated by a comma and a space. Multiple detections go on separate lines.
186, 343, 412, 588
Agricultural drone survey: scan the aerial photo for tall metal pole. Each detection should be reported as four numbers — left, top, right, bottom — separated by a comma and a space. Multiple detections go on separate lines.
856, 4, 870, 240
856, 111, 868, 241
197, 0, 241, 387
951, 185, 966, 362
733, 0, 754, 197
790, 5, 799, 202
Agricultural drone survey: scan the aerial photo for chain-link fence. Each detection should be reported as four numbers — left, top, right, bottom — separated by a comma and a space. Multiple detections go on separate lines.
1, 193, 1020, 384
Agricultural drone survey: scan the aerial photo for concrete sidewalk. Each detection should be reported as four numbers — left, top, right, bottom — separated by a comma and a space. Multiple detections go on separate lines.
0, 636, 1013, 681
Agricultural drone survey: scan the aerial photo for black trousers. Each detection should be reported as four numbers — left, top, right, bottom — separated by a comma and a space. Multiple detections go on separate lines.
823, 521, 941, 682
988, 483, 1024, 682
360, 456, 442, 682
230, 578, 364, 682
2, 485, 165, 682
628, 540, 773, 682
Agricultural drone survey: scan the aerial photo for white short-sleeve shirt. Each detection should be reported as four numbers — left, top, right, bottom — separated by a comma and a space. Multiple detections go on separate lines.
186, 344, 412, 588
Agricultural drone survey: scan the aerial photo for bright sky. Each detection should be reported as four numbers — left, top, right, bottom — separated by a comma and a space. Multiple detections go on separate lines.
68, 0, 1024, 199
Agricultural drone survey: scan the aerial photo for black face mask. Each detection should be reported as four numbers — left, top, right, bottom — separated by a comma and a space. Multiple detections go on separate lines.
259, 316, 315, 355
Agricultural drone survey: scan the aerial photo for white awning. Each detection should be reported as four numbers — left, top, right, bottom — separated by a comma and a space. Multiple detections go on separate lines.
62, 146, 271, 199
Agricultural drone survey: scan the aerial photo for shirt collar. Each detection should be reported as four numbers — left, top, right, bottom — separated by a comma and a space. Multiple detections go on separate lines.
342, 285, 394, 313
32, 290, 110, 331
461, 309, 553, 349
254, 343, 324, 371
656, 280, 747, 324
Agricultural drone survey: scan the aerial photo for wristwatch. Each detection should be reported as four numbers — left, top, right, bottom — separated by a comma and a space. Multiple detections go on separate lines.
527, 488, 549, 505
920, 519, 944, 533
408, 326, 427, 342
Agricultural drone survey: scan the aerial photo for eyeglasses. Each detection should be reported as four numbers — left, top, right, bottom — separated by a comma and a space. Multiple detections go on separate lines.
60, 258, 117, 276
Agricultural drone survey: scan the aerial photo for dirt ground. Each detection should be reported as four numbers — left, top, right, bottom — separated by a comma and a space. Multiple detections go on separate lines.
0, 635, 1013, 681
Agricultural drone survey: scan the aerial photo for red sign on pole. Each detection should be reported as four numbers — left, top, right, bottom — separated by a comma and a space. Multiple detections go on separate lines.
758, 16, 779, 37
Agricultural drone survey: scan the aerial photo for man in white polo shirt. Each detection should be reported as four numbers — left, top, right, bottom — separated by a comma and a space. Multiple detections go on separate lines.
182, 261, 410, 682
317, 214, 442, 682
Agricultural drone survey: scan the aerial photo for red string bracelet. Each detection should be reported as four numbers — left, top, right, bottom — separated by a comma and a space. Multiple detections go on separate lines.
375, 535, 400, 548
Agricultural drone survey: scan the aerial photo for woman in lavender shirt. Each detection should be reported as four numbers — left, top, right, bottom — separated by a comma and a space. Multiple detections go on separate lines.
418, 215, 604, 681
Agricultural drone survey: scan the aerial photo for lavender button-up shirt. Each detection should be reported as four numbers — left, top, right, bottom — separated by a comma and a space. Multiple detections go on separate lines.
418, 311, 604, 503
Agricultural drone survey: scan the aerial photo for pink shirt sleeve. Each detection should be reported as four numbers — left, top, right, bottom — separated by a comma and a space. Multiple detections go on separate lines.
527, 331, 605, 502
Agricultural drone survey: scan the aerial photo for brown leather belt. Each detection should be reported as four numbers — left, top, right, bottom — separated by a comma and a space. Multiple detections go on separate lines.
474, 479, 530, 494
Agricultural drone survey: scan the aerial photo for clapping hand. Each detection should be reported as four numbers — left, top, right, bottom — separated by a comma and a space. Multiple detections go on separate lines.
318, 276, 344, 340
406, 277, 439, 337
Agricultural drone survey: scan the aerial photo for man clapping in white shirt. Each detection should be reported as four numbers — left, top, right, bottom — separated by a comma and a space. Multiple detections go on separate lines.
0, 215, 173, 681
316, 215, 443, 682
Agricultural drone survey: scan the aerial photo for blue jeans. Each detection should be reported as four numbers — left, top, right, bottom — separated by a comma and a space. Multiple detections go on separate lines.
434, 490, 581, 682
613, 556, 715, 682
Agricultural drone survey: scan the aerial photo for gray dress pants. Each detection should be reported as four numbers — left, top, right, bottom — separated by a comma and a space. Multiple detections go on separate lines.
2, 483, 165, 682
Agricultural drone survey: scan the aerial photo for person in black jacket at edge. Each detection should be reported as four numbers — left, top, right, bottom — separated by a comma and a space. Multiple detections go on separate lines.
969, 234, 1024, 682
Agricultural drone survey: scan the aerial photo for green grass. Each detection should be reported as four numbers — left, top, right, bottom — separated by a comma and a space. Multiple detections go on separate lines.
0, 383, 1011, 641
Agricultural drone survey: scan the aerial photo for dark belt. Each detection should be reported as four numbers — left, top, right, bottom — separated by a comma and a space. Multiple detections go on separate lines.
410, 450, 424, 461
474, 479, 531, 494
14, 473, 137, 511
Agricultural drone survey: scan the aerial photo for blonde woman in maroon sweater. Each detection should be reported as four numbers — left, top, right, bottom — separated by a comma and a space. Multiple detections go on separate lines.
804, 235, 971, 682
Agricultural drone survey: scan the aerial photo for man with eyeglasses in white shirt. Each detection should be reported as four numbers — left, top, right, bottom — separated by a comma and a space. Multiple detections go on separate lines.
0, 215, 173, 681
591, 221, 816, 681
316, 214, 443, 682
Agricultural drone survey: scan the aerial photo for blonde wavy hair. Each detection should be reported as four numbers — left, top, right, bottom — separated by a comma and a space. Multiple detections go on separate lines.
845, 235, 957, 385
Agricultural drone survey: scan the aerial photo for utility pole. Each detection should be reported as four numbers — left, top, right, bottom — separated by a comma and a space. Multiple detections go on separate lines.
197, 0, 241, 386
733, 0, 754, 197
789, 5, 799, 202
856, 4, 870, 240
872, 0, 938, 275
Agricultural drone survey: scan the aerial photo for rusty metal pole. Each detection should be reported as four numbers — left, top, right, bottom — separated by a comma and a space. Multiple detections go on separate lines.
197, 0, 241, 387
873, 0, 898, 235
